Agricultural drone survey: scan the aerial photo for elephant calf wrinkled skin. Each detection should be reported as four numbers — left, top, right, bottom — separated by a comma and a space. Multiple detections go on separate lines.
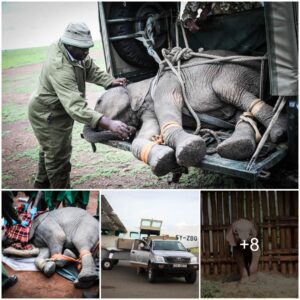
226, 218, 261, 282
29, 207, 99, 287
83, 50, 287, 177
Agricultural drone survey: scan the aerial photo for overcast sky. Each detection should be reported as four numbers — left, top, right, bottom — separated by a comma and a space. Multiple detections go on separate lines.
102, 190, 200, 236
2, 2, 100, 50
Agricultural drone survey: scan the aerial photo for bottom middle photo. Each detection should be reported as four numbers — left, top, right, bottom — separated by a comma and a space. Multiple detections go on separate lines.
101, 190, 200, 299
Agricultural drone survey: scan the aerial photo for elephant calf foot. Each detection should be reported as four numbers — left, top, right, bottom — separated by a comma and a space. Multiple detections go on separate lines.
132, 139, 178, 176
217, 121, 256, 160
35, 258, 56, 277
147, 144, 178, 176
78, 254, 98, 282
165, 128, 206, 167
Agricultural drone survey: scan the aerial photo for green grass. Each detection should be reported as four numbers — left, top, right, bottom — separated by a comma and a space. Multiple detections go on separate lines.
16, 147, 39, 161
2, 103, 28, 123
2, 46, 49, 69
2, 40, 103, 70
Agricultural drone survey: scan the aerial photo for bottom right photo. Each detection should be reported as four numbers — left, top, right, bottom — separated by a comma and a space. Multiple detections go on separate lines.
200, 190, 298, 298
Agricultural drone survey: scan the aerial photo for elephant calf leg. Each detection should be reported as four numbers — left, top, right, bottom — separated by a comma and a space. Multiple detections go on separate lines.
132, 110, 178, 176
35, 247, 56, 277
77, 251, 98, 282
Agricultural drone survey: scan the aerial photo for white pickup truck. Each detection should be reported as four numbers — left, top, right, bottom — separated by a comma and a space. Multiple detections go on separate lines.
130, 238, 199, 283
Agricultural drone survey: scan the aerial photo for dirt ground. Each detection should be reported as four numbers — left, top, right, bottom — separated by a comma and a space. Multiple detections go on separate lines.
202, 272, 298, 298
2, 191, 99, 298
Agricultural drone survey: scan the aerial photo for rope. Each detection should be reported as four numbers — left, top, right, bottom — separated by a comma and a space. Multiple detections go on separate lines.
247, 96, 286, 171
237, 112, 262, 143
155, 47, 267, 136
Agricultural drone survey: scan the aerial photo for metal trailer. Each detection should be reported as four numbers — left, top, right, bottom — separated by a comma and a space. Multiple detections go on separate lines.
96, 2, 298, 184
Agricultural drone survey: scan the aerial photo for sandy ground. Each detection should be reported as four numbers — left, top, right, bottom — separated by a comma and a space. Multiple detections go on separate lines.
202, 272, 298, 298
2, 191, 99, 298
102, 261, 199, 298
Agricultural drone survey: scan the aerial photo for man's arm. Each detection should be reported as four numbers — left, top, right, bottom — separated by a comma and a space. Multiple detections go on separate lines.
85, 58, 128, 88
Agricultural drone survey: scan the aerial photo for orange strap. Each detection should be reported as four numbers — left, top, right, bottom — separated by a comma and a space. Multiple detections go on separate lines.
140, 142, 157, 164
50, 254, 80, 264
160, 121, 182, 137
80, 250, 92, 258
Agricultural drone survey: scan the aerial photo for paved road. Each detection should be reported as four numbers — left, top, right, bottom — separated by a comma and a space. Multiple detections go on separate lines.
101, 261, 199, 298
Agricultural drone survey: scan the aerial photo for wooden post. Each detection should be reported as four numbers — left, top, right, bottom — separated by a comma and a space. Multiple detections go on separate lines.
224, 192, 232, 274
202, 192, 210, 276
277, 191, 287, 274
216, 192, 226, 275
211, 192, 219, 275
261, 191, 269, 272
269, 191, 278, 272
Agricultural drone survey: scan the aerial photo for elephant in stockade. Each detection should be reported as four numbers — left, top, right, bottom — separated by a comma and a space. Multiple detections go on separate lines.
226, 218, 261, 282
83, 49, 287, 177
29, 207, 99, 286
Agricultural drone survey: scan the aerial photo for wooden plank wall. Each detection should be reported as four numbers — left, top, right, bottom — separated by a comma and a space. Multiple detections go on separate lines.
201, 191, 298, 277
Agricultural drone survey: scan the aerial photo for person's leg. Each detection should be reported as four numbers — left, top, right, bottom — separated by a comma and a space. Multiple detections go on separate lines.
34, 151, 50, 188
28, 100, 73, 189
44, 127, 72, 189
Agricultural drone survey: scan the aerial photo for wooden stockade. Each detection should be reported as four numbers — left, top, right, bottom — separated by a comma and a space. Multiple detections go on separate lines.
201, 191, 298, 277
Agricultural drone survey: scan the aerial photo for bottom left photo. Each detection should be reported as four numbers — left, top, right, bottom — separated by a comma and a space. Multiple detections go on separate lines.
1, 191, 99, 298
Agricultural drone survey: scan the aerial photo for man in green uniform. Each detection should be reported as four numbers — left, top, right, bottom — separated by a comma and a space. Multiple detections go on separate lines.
29, 22, 130, 188
182, 2, 262, 32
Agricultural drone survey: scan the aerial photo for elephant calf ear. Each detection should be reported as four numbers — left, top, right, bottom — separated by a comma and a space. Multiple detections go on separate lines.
225, 225, 237, 246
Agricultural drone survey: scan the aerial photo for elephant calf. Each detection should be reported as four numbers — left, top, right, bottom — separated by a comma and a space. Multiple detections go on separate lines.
83, 50, 287, 177
226, 218, 261, 282
29, 207, 99, 286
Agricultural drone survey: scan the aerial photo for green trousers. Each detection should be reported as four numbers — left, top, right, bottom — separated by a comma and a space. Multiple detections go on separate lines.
44, 191, 90, 210
29, 99, 73, 188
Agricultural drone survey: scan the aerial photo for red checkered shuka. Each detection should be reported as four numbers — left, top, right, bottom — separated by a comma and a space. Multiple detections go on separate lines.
5, 208, 44, 243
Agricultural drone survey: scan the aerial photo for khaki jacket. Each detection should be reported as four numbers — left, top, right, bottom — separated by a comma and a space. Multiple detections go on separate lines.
29, 40, 114, 129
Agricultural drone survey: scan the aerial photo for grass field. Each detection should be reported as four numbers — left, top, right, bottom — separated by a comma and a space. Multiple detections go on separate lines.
2, 42, 251, 189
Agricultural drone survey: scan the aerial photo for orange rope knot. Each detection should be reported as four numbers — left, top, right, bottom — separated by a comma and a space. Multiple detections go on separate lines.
151, 135, 164, 144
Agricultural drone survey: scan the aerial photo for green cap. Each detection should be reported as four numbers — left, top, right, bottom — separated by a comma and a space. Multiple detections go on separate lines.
61, 22, 94, 48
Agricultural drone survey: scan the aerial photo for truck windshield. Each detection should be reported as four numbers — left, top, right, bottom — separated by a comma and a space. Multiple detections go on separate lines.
153, 241, 186, 251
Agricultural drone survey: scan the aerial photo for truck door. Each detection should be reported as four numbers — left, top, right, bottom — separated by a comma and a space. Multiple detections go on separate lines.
130, 239, 149, 267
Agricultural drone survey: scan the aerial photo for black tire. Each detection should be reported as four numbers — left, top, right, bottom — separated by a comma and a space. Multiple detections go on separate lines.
102, 259, 113, 270
108, 2, 167, 68
147, 264, 158, 283
112, 259, 119, 266
185, 272, 197, 284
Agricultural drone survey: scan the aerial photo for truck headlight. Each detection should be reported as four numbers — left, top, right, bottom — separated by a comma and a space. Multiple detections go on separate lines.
190, 256, 198, 264
153, 255, 165, 263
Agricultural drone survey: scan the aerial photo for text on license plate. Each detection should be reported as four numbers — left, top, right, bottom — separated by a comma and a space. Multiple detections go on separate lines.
173, 264, 187, 268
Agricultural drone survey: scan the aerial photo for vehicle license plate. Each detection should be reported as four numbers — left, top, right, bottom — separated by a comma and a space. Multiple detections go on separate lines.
173, 264, 187, 268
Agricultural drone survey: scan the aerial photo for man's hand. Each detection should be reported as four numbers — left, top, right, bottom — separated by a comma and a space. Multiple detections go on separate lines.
110, 78, 128, 87
184, 18, 199, 33
99, 116, 130, 140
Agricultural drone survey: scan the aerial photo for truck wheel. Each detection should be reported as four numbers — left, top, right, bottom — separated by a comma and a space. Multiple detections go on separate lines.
148, 264, 157, 283
108, 2, 167, 68
102, 259, 113, 270
185, 272, 197, 284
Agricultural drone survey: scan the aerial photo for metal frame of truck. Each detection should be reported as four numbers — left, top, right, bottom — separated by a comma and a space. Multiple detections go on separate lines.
97, 2, 298, 183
